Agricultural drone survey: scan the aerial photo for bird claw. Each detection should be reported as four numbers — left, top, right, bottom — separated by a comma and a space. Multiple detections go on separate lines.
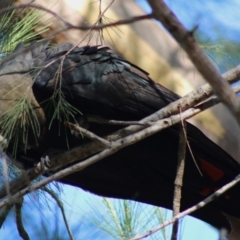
40, 155, 51, 172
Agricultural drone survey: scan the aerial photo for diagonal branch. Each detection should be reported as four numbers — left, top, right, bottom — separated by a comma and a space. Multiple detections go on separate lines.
148, 0, 240, 126
41, 187, 74, 240
64, 121, 111, 147
130, 174, 240, 240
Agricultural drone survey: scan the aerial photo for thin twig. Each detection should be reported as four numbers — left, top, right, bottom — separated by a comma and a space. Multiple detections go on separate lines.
130, 174, 240, 240
87, 115, 152, 126
42, 187, 74, 240
65, 121, 111, 147
15, 197, 30, 240
1, 156, 10, 197
0, 3, 152, 31
171, 116, 186, 240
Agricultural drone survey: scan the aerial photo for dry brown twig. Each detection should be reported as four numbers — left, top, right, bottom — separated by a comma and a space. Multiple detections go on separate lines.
15, 197, 30, 240
86, 115, 152, 126
41, 187, 74, 240
171, 114, 186, 240
64, 121, 111, 147
130, 174, 240, 240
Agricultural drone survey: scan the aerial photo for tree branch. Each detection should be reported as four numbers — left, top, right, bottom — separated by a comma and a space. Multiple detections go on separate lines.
148, 0, 240, 126
171, 120, 186, 240
41, 187, 74, 240
15, 197, 30, 240
64, 121, 111, 147
0, 3, 152, 31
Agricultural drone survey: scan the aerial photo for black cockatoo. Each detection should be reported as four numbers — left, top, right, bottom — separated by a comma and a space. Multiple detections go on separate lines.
1, 41, 240, 234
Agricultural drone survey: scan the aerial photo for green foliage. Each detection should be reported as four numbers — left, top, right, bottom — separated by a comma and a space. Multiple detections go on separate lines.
48, 87, 82, 131
0, 7, 82, 153
86, 197, 170, 240
0, 8, 50, 155
0, 92, 40, 155
0, 8, 50, 56
196, 30, 240, 73
42, 70, 82, 148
